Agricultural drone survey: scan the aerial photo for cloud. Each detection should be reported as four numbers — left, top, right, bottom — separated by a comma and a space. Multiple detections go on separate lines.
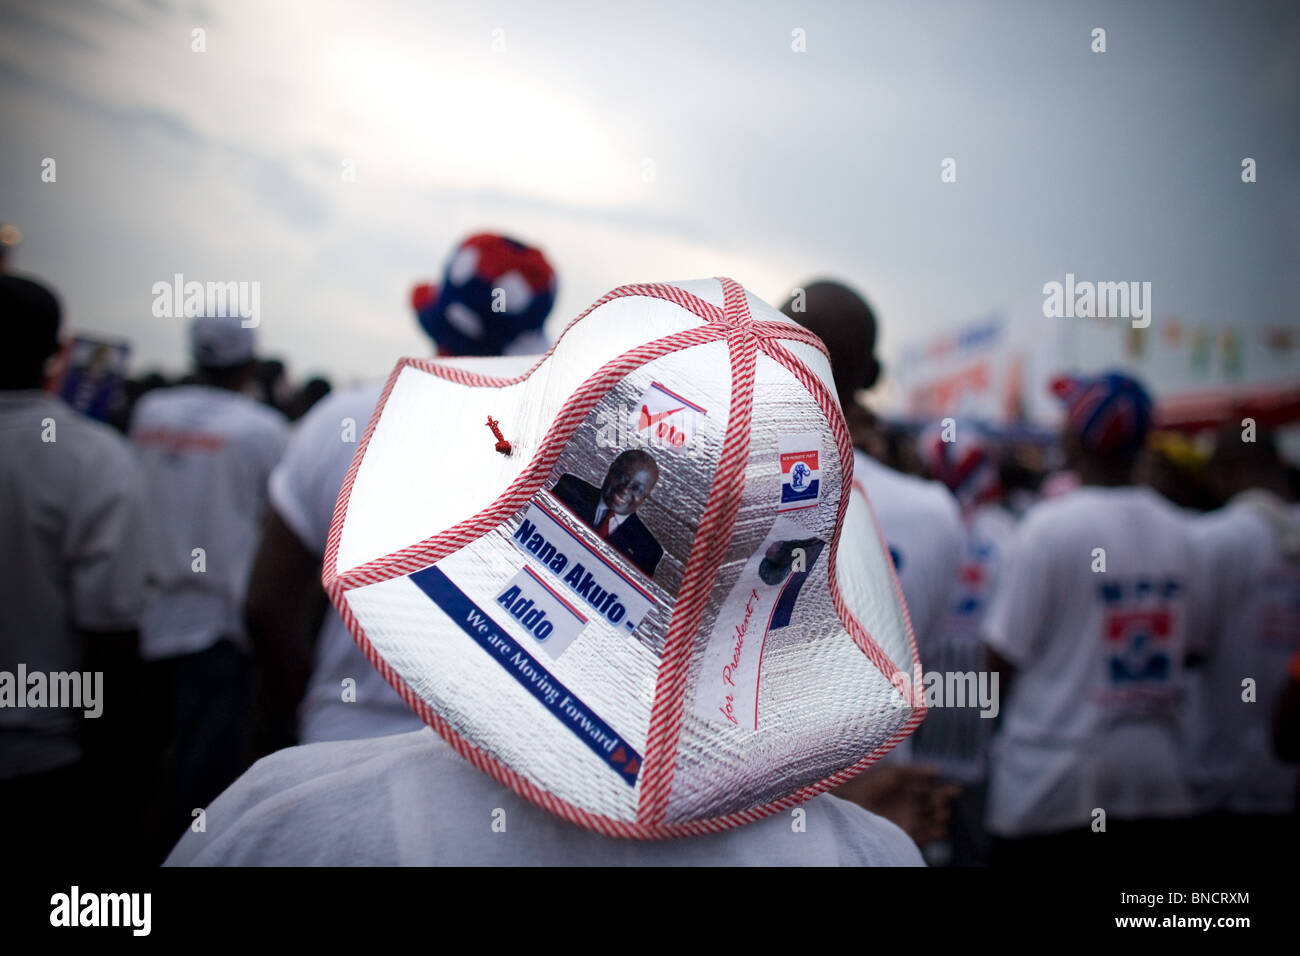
4, 0, 1297, 404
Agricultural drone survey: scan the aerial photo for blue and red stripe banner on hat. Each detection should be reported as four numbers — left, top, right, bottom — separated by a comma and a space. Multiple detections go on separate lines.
409, 564, 642, 785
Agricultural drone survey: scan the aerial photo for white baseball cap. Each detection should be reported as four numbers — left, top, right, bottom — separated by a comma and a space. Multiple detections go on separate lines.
190, 314, 255, 369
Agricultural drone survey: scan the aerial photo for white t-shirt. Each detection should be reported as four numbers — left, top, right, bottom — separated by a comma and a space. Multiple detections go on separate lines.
982, 485, 1211, 837
911, 503, 1017, 783
267, 382, 420, 742
1185, 492, 1300, 815
0, 392, 150, 778
164, 728, 925, 866
131, 386, 288, 660
851, 452, 963, 764
851, 451, 963, 658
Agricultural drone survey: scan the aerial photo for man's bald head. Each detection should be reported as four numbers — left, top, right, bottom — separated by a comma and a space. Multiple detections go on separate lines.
779, 279, 881, 407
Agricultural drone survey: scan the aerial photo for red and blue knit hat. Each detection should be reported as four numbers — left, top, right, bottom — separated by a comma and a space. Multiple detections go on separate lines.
412, 233, 557, 357
1051, 370, 1153, 457
918, 422, 1001, 512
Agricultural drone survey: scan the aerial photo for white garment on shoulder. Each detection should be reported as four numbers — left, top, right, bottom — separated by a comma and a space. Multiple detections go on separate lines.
851, 451, 963, 659
1185, 494, 1300, 815
165, 729, 925, 866
266, 381, 420, 742
131, 386, 288, 659
911, 503, 1016, 782
0, 392, 150, 777
851, 451, 963, 764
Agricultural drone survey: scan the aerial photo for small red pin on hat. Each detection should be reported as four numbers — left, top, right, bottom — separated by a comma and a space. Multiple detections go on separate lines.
485, 416, 511, 455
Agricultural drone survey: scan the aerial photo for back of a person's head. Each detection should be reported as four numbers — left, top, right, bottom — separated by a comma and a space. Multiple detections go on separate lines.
1051, 370, 1153, 477
779, 279, 881, 407
0, 273, 61, 389
190, 315, 259, 389
1208, 419, 1286, 500
287, 376, 332, 421
918, 420, 1001, 509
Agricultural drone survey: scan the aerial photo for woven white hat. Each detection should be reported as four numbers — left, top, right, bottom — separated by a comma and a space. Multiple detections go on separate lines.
324, 278, 923, 838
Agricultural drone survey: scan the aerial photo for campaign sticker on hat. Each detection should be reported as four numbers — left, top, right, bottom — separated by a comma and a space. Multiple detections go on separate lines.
493, 564, 588, 658
777, 433, 822, 512
693, 515, 827, 730
508, 498, 657, 635
547, 446, 668, 582
631, 381, 707, 450
408, 563, 642, 785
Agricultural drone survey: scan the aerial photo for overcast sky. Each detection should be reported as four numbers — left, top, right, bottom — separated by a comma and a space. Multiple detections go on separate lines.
3, 0, 1297, 399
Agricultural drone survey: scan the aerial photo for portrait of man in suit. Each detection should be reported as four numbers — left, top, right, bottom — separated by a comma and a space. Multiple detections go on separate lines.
551, 449, 664, 577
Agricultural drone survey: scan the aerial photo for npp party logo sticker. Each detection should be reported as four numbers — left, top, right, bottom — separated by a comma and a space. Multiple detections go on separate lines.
777, 433, 821, 512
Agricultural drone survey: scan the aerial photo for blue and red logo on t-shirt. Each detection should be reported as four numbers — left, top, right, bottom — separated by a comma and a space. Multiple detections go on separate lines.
1098, 577, 1182, 703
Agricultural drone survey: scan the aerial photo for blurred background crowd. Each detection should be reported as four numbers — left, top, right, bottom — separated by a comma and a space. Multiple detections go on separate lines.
2, 0, 1297, 867
3, 228, 1297, 867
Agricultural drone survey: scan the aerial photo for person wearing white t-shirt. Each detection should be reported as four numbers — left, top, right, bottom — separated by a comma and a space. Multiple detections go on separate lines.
982, 371, 1210, 867
246, 234, 558, 756
850, 453, 964, 667
778, 283, 963, 668
0, 275, 151, 864
1185, 425, 1299, 857
131, 314, 288, 856
911, 423, 1017, 865
780, 280, 963, 847
164, 728, 923, 866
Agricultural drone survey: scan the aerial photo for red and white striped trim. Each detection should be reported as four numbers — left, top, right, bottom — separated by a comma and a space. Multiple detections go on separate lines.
322, 279, 922, 839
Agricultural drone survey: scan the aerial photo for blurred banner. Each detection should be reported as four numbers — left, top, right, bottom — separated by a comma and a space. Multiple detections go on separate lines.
896, 314, 1011, 423
894, 304, 1300, 432
47, 334, 132, 423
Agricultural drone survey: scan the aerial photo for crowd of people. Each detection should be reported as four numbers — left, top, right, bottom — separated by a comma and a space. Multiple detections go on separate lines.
104, 359, 333, 435
1, 230, 1297, 867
